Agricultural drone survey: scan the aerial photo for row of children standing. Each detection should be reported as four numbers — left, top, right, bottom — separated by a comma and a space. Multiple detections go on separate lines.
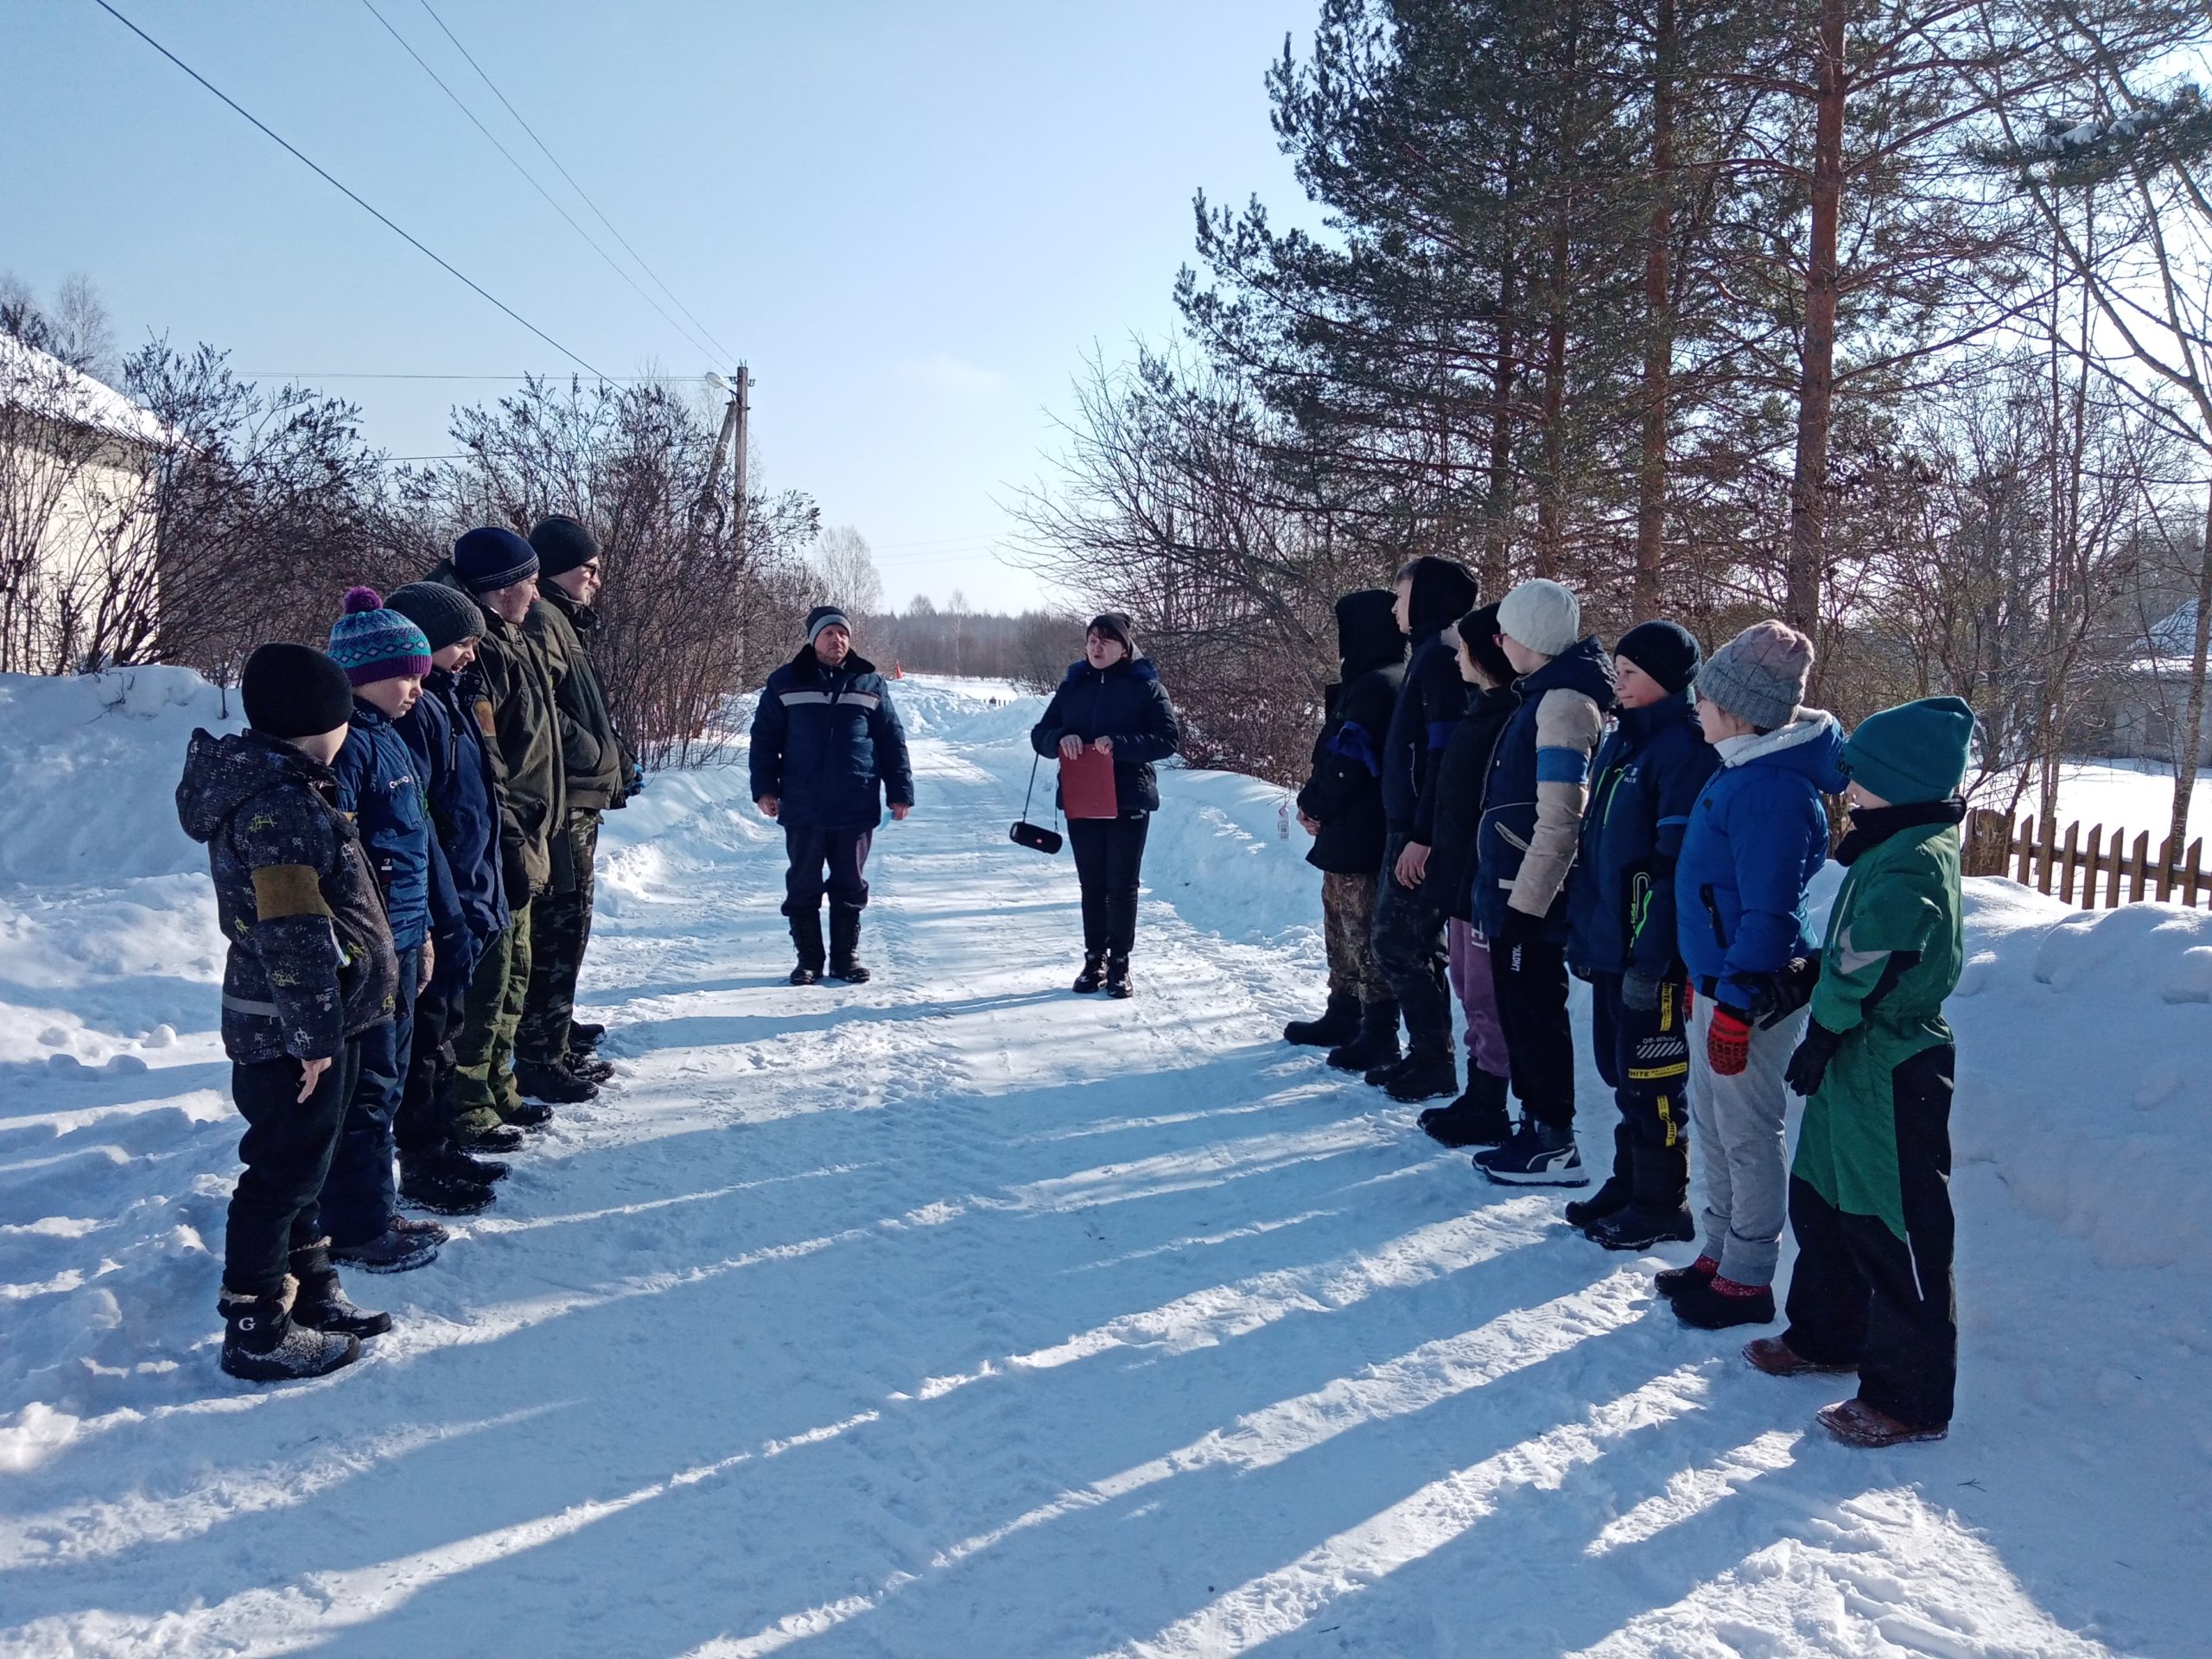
177, 520, 636, 1381
1291, 560, 1974, 1449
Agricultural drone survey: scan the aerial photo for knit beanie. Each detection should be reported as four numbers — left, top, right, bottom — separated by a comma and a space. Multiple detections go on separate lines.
240, 642, 354, 739
1088, 612, 1137, 658
529, 514, 600, 579
805, 604, 852, 645
1843, 696, 1974, 805
451, 525, 539, 594
1697, 620, 1813, 730
1497, 578, 1580, 658
1450, 602, 1516, 689
1614, 620, 1703, 697
326, 588, 433, 687
385, 581, 484, 653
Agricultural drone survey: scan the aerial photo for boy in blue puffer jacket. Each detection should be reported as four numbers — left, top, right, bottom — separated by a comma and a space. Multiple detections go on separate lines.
1565, 621, 1719, 1250
322, 589, 449, 1276
1662, 620, 1847, 1331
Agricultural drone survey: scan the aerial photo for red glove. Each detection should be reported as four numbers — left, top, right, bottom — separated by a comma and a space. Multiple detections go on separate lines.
1707, 1004, 1751, 1077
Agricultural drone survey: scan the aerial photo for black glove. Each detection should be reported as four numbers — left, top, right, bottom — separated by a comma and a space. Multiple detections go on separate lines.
1620, 969, 1662, 1014
502, 847, 532, 912
1748, 956, 1821, 1029
1784, 1021, 1846, 1096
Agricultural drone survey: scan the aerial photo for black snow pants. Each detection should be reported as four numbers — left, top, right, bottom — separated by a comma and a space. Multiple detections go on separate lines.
1489, 929, 1574, 1130
1589, 969, 1692, 1207
1781, 1043, 1959, 1430
225, 1038, 365, 1299
1068, 814, 1149, 957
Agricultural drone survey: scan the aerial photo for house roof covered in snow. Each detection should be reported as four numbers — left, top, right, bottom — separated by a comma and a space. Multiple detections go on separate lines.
0, 333, 169, 449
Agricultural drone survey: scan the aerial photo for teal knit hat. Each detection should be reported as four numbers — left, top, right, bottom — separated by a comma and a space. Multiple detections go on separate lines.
1842, 696, 1974, 805
327, 587, 432, 687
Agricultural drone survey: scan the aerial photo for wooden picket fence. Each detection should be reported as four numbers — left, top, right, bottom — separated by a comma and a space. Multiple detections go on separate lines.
1963, 808, 2212, 910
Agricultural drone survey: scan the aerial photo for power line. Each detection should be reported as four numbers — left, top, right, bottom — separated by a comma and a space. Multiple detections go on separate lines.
87, 0, 607, 380
415, 0, 736, 366
356, 0, 721, 366
238, 371, 677, 381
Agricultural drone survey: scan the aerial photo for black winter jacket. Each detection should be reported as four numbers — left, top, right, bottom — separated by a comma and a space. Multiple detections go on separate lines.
1379, 557, 1480, 838
176, 729, 400, 1065
1419, 683, 1518, 921
1028, 657, 1181, 816
1297, 589, 1408, 875
1567, 693, 1720, 981
527, 586, 632, 813
397, 666, 510, 958
749, 647, 914, 831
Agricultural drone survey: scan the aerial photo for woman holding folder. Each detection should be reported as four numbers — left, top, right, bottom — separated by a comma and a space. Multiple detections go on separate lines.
1028, 613, 1182, 997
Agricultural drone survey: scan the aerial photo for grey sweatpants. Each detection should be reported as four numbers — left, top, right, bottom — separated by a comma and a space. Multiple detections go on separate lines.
1687, 996, 1808, 1287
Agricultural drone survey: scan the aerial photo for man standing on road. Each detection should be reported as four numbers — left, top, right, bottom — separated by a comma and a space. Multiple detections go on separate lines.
518, 515, 637, 1092
750, 605, 914, 986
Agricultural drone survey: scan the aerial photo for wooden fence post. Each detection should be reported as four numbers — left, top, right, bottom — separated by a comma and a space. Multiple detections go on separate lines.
2131, 831, 2151, 903
2082, 823, 2102, 908
2017, 816, 2037, 887
2107, 826, 2126, 909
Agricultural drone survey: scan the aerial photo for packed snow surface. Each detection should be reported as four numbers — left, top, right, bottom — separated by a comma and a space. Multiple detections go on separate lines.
0, 670, 2205, 1656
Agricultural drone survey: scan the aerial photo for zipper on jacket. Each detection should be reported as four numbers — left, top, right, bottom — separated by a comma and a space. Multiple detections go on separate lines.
1699, 883, 1730, 949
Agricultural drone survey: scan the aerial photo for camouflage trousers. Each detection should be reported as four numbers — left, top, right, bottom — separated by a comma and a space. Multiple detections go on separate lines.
518, 810, 600, 1067
453, 901, 531, 1128
1322, 870, 1389, 1003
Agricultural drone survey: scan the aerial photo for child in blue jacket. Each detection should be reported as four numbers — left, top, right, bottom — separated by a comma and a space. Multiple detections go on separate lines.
322, 589, 448, 1275
1662, 621, 1847, 1331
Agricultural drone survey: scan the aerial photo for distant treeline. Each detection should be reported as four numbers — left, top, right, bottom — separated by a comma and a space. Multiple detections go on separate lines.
857, 602, 1089, 691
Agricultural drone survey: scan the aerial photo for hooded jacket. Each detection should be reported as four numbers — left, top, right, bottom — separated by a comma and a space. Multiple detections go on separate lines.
1379, 557, 1482, 839
1420, 683, 1518, 921
424, 559, 566, 898
329, 700, 438, 953
1297, 589, 1408, 875
1674, 709, 1848, 1008
525, 584, 632, 813
176, 728, 400, 1065
750, 645, 914, 830
1028, 655, 1182, 816
1567, 692, 1720, 980
396, 664, 510, 958
1473, 637, 1615, 938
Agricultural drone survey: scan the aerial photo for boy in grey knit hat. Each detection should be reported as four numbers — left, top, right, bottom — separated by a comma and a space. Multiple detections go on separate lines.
1662, 620, 1849, 1331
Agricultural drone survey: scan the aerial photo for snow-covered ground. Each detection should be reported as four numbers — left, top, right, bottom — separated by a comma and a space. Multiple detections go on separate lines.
1, 668, 2206, 1657
1995, 756, 2212, 844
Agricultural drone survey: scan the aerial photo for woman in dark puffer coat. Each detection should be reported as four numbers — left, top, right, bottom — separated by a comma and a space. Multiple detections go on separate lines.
1028, 613, 1181, 997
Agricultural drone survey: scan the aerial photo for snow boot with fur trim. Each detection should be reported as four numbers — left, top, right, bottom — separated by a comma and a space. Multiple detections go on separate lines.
219, 1283, 360, 1382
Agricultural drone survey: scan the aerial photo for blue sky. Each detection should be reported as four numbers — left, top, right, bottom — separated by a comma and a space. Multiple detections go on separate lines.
2, 0, 1322, 611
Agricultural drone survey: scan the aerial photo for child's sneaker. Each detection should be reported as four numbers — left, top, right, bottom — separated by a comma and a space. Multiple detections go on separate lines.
1473, 1119, 1588, 1186
219, 1288, 360, 1382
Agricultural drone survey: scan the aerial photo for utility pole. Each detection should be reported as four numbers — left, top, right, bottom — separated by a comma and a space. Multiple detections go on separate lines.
702, 364, 751, 538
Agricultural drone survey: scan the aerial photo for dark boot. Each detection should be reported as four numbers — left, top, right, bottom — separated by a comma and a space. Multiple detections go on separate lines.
453, 1114, 526, 1154
289, 1243, 392, 1339
1105, 954, 1134, 999
1565, 1122, 1634, 1230
1383, 1045, 1459, 1103
328, 1226, 442, 1274
400, 1154, 497, 1217
1655, 1255, 1719, 1301
791, 908, 825, 985
829, 907, 871, 983
219, 1286, 359, 1382
1584, 1141, 1694, 1250
567, 1052, 614, 1084
516, 1059, 596, 1104
1072, 954, 1107, 994
445, 1147, 508, 1184
1418, 1065, 1511, 1147
569, 1020, 606, 1052
1671, 1273, 1775, 1330
1326, 1000, 1402, 1073
1284, 991, 1359, 1047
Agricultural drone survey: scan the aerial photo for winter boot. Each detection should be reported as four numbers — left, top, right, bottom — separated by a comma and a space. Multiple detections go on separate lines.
566, 1052, 614, 1085
1417, 1065, 1511, 1147
1105, 954, 1134, 999
1817, 1398, 1947, 1447
515, 1059, 596, 1104
791, 908, 826, 986
1564, 1123, 1634, 1230
445, 1147, 508, 1184
829, 907, 871, 983
289, 1243, 393, 1340
1284, 991, 1360, 1048
1654, 1255, 1719, 1301
569, 1020, 606, 1052
1072, 953, 1108, 994
1583, 1141, 1694, 1250
1383, 1045, 1459, 1103
400, 1154, 497, 1217
453, 1112, 526, 1154
391, 1214, 448, 1240
1326, 1000, 1401, 1074
219, 1285, 359, 1382
1670, 1273, 1775, 1330
329, 1226, 442, 1274
1473, 1117, 1588, 1187
1743, 1336, 1855, 1378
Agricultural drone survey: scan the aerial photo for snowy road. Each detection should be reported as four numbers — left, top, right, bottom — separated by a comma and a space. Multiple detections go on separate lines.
2, 675, 2204, 1656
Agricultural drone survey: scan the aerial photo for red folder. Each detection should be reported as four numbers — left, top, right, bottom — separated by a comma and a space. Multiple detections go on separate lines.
1060, 747, 1120, 819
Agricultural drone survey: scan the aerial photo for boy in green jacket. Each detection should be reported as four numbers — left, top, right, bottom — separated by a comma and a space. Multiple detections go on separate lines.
1747, 696, 1974, 1448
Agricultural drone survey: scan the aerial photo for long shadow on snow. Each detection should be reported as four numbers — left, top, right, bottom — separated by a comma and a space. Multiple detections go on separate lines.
0, 975, 222, 1040
0, 1058, 231, 1127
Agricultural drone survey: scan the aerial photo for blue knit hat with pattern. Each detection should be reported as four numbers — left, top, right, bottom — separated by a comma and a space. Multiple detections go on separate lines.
327, 587, 432, 687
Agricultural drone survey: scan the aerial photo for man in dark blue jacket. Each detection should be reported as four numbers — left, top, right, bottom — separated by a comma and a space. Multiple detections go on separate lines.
1564, 621, 1719, 1249
1361, 555, 1481, 1093
751, 606, 915, 985
387, 580, 517, 1213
